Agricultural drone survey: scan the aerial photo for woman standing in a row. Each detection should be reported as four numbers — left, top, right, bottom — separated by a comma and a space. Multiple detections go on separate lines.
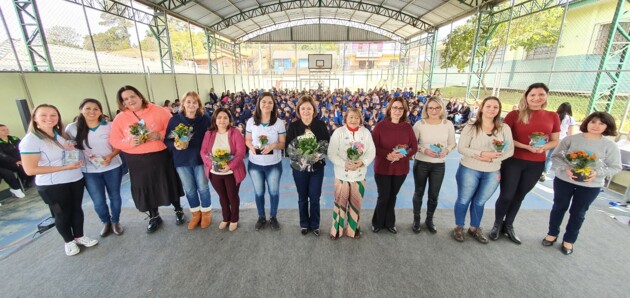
66, 99, 124, 237
454, 97, 513, 243
371, 97, 417, 234
201, 108, 246, 231
166, 91, 212, 230
328, 108, 375, 239
411, 97, 455, 233
21, 104, 98, 256
286, 95, 329, 236
492, 83, 560, 244
110, 86, 185, 233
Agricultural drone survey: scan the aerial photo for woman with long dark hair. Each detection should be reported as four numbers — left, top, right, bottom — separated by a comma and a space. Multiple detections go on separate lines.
371, 97, 418, 234
491, 83, 560, 244
66, 99, 124, 237
110, 85, 185, 233
541, 102, 577, 181
245, 92, 286, 231
201, 108, 246, 231
543, 112, 621, 254
21, 104, 98, 256
453, 97, 513, 243
165, 91, 212, 230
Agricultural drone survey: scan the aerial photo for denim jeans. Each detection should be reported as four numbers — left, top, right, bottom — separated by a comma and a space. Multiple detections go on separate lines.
544, 148, 555, 173
454, 164, 500, 227
548, 178, 601, 243
84, 167, 123, 224
412, 160, 445, 218
176, 164, 211, 209
292, 168, 324, 229
248, 161, 282, 217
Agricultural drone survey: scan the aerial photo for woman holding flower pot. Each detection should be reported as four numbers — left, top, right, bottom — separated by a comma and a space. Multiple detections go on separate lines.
491, 83, 560, 244
453, 97, 513, 244
110, 85, 184, 233
327, 108, 375, 239
411, 96, 456, 234
245, 92, 286, 231
371, 97, 418, 234
165, 91, 212, 230
200, 108, 246, 232
543, 112, 621, 255
286, 95, 330, 236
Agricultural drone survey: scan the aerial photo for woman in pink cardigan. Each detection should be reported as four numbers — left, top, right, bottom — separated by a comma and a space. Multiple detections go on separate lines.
200, 108, 246, 231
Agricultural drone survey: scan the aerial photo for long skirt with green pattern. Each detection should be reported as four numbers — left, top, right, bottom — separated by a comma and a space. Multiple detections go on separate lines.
330, 178, 365, 238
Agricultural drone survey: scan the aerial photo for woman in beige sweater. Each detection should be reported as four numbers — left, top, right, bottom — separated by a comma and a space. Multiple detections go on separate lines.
453, 96, 514, 244
411, 97, 456, 233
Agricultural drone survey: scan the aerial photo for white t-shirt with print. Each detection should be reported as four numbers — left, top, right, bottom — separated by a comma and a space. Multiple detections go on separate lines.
246, 118, 286, 166
559, 115, 577, 140
66, 122, 123, 173
20, 132, 83, 186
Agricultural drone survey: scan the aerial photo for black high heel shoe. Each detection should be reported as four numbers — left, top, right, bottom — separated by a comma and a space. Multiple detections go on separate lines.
541, 236, 557, 247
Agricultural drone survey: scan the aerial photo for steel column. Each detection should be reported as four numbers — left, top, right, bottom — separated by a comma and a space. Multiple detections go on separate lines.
12, 0, 53, 71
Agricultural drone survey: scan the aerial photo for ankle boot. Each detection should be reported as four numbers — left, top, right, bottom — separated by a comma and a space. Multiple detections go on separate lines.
503, 224, 521, 244
200, 211, 212, 229
425, 217, 437, 234
489, 222, 502, 240
412, 215, 421, 233
188, 211, 201, 230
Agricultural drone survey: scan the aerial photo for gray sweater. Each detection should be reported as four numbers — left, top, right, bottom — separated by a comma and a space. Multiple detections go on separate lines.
551, 133, 622, 188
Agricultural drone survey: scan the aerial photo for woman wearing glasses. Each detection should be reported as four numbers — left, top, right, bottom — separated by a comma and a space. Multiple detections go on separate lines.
411, 97, 456, 233
371, 97, 417, 234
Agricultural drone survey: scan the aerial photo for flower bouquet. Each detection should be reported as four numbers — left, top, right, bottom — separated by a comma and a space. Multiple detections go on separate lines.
347, 141, 364, 161
564, 150, 598, 182
211, 148, 233, 172
129, 121, 150, 144
169, 123, 193, 149
529, 132, 548, 148
492, 139, 509, 153
255, 134, 272, 155
392, 144, 409, 163
287, 131, 328, 171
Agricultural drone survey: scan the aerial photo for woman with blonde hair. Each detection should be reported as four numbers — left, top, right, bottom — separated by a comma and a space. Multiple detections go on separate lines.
411, 96, 456, 233
491, 83, 560, 243
165, 91, 212, 230
328, 108, 375, 239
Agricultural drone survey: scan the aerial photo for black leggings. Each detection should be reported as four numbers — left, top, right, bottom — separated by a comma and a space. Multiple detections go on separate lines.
0, 167, 21, 189
37, 179, 85, 242
494, 158, 545, 225
372, 174, 407, 229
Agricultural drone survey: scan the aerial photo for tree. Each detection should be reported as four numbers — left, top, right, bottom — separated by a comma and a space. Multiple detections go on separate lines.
46, 26, 81, 48
83, 12, 132, 51
440, 6, 563, 93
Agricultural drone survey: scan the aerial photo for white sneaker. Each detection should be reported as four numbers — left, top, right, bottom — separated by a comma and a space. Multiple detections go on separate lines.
74, 236, 98, 247
65, 241, 80, 256
10, 188, 25, 198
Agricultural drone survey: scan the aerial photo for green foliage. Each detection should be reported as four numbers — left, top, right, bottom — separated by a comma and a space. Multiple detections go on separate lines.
83, 12, 132, 51
45, 26, 81, 48
440, 6, 563, 91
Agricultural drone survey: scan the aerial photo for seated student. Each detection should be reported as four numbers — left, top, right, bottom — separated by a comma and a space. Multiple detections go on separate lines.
0, 124, 31, 197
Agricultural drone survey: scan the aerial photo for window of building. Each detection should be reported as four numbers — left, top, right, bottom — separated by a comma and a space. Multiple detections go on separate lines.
298, 59, 308, 68
525, 45, 557, 60
359, 60, 375, 69
593, 22, 630, 55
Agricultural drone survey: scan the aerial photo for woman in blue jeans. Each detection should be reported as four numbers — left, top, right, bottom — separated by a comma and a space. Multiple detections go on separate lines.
245, 92, 286, 231
453, 97, 513, 243
286, 95, 329, 236
543, 112, 621, 255
166, 91, 212, 230
66, 99, 124, 237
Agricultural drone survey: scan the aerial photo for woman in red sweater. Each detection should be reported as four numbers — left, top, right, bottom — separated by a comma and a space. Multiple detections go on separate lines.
490, 83, 560, 244
371, 97, 418, 234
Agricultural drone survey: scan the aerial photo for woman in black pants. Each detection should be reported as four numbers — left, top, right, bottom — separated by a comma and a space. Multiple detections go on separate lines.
490, 83, 560, 244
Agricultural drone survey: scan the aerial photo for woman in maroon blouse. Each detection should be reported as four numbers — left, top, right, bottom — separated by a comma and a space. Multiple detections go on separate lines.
371, 97, 418, 234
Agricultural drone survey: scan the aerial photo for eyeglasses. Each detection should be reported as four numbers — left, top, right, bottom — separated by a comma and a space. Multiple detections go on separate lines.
427, 107, 442, 111
391, 106, 405, 111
